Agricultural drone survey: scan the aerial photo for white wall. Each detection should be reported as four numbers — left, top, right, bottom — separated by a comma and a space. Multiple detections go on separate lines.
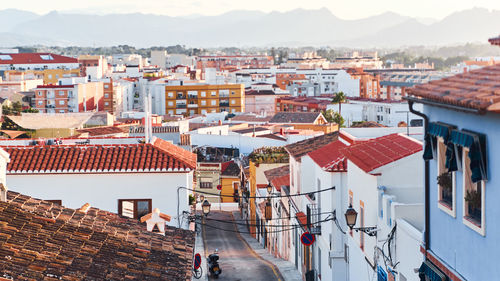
395, 219, 423, 281
7, 172, 193, 229
189, 133, 285, 155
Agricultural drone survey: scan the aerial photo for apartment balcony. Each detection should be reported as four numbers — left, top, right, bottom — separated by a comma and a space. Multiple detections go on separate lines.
219, 102, 230, 107
187, 104, 198, 108
177, 94, 186, 99
176, 104, 187, 109
46, 104, 56, 109
188, 95, 198, 99
219, 93, 229, 97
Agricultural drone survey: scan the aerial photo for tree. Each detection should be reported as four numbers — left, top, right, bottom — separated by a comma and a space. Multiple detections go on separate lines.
322, 109, 345, 127
331, 92, 347, 115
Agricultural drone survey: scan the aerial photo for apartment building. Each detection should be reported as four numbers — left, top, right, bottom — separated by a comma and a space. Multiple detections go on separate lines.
0, 53, 79, 71
196, 55, 274, 74
33, 82, 104, 113
78, 55, 108, 80
4, 68, 81, 84
164, 84, 245, 116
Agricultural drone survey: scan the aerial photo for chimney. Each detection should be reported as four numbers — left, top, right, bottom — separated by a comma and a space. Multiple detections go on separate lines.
0, 184, 6, 202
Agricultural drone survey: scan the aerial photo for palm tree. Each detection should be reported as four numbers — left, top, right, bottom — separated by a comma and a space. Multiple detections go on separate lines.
332, 91, 347, 115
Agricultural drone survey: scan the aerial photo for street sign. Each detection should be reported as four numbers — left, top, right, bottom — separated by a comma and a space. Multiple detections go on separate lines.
217, 185, 222, 191
301, 232, 315, 246
193, 253, 201, 269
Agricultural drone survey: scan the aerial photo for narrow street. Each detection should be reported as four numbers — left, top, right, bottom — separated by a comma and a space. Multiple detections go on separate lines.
202, 211, 283, 281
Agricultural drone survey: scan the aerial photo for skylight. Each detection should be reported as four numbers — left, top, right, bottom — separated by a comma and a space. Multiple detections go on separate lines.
40, 55, 54, 60
0, 55, 12, 60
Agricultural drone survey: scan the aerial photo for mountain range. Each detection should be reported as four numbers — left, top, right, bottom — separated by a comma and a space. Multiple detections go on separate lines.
0, 7, 498, 48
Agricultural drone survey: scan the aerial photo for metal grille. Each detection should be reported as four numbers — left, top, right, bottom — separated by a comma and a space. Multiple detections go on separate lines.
307, 204, 321, 235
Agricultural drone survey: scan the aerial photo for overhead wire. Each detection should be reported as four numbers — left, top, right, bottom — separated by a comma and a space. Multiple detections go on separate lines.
180, 185, 335, 199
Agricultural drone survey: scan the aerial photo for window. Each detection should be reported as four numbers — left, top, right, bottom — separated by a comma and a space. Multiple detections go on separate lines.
104, 93, 109, 98
168, 101, 174, 106
201, 100, 206, 106
59, 110, 65, 113
211, 91, 217, 96
200, 181, 213, 189
231, 99, 236, 105
201, 91, 206, 97
104, 84, 109, 89
104, 102, 109, 106
318, 247, 322, 280
231, 91, 235, 95
118, 199, 152, 219
38, 101, 43, 105
168, 92, 174, 98
48, 74, 52, 79
437, 137, 456, 217
462, 147, 485, 235
38, 91, 43, 96
59, 91, 64, 96
211, 100, 216, 106
59, 100, 65, 105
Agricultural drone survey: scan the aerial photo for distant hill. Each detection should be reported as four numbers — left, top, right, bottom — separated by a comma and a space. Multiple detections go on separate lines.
1, 7, 499, 48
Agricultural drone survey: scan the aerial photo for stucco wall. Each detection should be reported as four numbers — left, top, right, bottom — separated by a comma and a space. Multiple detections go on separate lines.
425, 105, 500, 281
7, 172, 193, 229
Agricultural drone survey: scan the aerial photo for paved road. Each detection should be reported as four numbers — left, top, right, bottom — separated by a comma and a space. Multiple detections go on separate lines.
202, 211, 283, 281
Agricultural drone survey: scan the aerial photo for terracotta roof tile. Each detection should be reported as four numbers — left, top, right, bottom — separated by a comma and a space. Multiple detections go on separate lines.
0, 53, 77, 65
285, 131, 339, 159
269, 112, 324, 124
221, 161, 240, 177
341, 134, 422, 173
407, 64, 500, 113
295, 212, 307, 228
77, 126, 128, 137
3, 138, 196, 174
307, 140, 348, 172
0, 191, 194, 280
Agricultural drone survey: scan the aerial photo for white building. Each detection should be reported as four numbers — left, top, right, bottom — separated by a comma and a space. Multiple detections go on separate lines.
0, 53, 79, 71
342, 133, 423, 281
328, 99, 424, 127
4, 137, 196, 229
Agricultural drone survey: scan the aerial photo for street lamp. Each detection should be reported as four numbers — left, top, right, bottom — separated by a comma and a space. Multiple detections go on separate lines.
266, 182, 273, 195
344, 204, 378, 236
202, 200, 211, 216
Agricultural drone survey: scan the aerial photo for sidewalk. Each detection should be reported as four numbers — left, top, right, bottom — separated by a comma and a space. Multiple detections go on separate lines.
232, 211, 302, 281
192, 223, 208, 281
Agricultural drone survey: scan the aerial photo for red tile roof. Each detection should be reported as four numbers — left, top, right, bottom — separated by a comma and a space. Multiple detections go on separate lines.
271, 175, 289, 192
264, 165, 289, 192
295, 212, 307, 228
0, 53, 78, 65
0, 191, 194, 280
76, 126, 128, 137
489, 35, 500, 46
341, 134, 422, 173
308, 140, 348, 172
407, 64, 500, 114
3, 138, 196, 174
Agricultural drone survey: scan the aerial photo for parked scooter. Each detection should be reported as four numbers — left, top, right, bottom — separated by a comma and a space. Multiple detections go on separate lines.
207, 249, 221, 278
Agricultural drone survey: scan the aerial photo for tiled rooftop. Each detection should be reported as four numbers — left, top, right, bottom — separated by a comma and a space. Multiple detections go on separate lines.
0, 53, 77, 65
489, 35, 500, 46
3, 138, 196, 174
130, 126, 180, 134
285, 132, 339, 159
341, 133, 422, 173
407, 64, 500, 114
221, 161, 240, 177
264, 166, 290, 192
0, 191, 194, 280
269, 112, 323, 124
77, 126, 128, 137
307, 140, 348, 172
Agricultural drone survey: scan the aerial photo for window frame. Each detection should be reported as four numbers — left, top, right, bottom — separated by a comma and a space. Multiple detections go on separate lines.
462, 147, 486, 236
437, 136, 456, 218
118, 199, 152, 219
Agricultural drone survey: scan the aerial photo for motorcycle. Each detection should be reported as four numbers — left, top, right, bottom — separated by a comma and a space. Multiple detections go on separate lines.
207, 249, 222, 278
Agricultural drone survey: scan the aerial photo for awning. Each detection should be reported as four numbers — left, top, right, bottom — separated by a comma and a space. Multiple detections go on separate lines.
449, 130, 487, 183
428, 122, 453, 140
423, 133, 434, 160
418, 260, 447, 281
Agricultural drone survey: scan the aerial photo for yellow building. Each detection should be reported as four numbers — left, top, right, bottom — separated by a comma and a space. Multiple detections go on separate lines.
4, 69, 80, 84
164, 84, 244, 116
194, 161, 241, 203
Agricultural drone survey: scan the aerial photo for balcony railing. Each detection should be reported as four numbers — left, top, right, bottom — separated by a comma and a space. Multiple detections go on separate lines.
307, 204, 321, 235
219, 102, 229, 107
187, 104, 198, 108
176, 104, 187, 108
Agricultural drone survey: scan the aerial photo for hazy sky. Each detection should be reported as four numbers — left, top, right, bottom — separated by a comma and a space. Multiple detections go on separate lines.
5, 0, 500, 19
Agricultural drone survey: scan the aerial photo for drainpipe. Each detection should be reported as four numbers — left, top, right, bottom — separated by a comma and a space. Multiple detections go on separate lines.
408, 100, 430, 251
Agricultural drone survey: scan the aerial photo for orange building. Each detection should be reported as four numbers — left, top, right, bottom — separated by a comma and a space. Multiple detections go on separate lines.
275, 73, 307, 90
346, 67, 380, 99
34, 82, 104, 113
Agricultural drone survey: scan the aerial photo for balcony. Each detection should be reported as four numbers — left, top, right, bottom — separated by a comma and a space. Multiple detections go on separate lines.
176, 104, 187, 109
219, 102, 229, 107
188, 95, 198, 99
307, 204, 321, 235
46, 104, 56, 109
177, 94, 186, 99
188, 104, 198, 108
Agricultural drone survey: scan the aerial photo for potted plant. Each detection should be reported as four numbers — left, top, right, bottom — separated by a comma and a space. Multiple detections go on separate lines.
465, 189, 481, 220
437, 172, 453, 202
